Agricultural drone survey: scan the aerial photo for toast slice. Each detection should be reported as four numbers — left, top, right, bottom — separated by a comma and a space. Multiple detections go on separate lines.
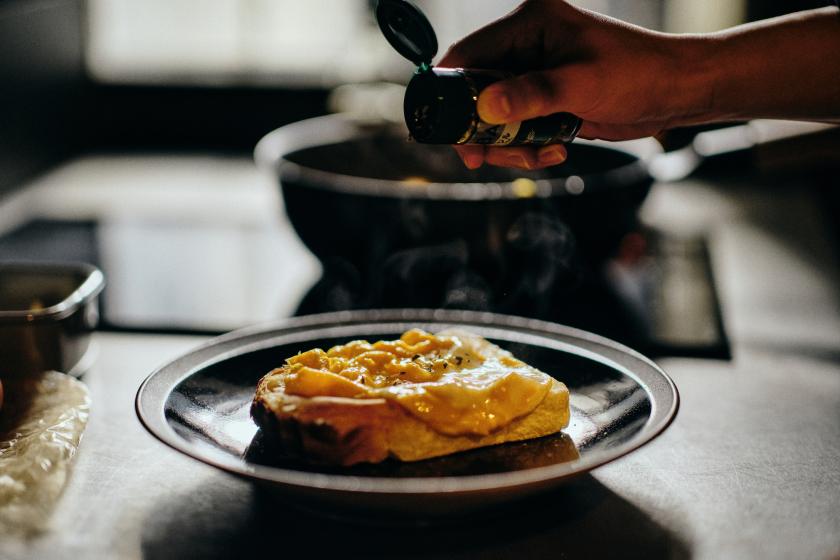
251, 328, 570, 466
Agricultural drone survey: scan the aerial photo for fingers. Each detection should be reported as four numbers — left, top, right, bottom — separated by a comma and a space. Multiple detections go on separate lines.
485, 145, 567, 169
454, 145, 486, 169
483, 146, 538, 169
457, 144, 567, 170
536, 144, 568, 166
477, 66, 601, 124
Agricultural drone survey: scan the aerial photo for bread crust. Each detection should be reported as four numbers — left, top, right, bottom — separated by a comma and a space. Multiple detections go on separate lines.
251, 330, 570, 466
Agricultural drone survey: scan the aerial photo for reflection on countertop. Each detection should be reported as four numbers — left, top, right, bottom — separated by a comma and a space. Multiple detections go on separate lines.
0, 154, 321, 331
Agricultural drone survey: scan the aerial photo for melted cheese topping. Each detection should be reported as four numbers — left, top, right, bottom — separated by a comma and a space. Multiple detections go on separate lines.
281, 329, 552, 436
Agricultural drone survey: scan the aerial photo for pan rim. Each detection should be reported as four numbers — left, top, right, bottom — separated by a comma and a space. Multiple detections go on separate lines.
253, 114, 653, 200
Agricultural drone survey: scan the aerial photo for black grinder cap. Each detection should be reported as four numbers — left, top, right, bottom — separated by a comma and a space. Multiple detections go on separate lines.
376, 0, 476, 143
375, 0, 437, 69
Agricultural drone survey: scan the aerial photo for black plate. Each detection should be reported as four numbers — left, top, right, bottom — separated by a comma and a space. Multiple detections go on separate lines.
136, 309, 678, 519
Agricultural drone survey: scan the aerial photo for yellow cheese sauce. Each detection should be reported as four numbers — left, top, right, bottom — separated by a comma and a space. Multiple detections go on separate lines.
282, 329, 552, 436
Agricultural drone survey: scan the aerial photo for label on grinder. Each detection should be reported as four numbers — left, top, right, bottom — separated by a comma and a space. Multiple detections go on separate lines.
468, 113, 579, 146
514, 113, 581, 145
471, 120, 522, 145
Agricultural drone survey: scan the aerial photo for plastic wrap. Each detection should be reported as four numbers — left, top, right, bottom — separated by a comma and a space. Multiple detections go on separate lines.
0, 371, 90, 534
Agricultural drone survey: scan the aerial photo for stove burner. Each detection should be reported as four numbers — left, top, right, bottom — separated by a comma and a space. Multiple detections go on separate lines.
298, 212, 584, 319
295, 228, 729, 360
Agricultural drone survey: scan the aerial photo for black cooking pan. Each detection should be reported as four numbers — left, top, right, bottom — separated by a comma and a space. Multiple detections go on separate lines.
257, 114, 651, 261
256, 114, 835, 318
256, 115, 652, 307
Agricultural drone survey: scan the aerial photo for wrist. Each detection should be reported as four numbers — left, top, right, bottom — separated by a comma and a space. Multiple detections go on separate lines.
659, 34, 723, 128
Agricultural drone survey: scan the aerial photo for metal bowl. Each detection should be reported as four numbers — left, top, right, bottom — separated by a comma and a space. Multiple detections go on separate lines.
136, 309, 678, 521
0, 261, 104, 377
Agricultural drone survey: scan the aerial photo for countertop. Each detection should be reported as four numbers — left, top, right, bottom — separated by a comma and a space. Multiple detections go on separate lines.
2, 156, 839, 559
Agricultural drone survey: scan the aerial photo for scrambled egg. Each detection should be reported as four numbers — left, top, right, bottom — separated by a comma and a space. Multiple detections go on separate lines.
280, 329, 552, 436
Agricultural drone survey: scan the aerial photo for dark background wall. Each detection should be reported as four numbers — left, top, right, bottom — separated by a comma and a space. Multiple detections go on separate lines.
0, 0, 833, 199
0, 0, 330, 199
0, 0, 86, 196
748, 0, 831, 20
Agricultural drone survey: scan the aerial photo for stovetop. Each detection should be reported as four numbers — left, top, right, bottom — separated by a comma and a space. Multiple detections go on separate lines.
0, 218, 729, 359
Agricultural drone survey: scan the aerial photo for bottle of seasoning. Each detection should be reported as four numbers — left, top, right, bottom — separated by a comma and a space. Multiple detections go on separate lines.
375, 0, 583, 146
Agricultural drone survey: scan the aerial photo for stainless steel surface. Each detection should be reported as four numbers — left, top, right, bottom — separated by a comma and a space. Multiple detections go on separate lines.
1, 161, 839, 559
135, 309, 678, 518
0, 262, 104, 377
645, 120, 838, 182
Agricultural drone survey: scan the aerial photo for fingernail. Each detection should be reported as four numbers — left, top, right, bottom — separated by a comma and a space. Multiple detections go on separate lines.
478, 90, 512, 123
538, 146, 567, 165
504, 153, 531, 169
464, 153, 483, 169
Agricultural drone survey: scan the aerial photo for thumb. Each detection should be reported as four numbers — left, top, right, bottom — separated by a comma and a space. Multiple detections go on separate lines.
477, 66, 598, 124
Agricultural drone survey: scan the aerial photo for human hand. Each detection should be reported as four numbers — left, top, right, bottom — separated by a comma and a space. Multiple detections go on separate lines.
438, 0, 706, 170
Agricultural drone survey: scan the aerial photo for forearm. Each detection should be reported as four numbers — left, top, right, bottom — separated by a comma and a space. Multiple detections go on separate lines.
671, 7, 840, 126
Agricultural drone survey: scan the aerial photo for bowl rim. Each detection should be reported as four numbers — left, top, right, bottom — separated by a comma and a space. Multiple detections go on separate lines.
0, 261, 105, 323
136, 308, 679, 496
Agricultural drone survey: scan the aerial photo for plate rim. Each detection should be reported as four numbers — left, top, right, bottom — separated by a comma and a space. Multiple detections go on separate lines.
136, 309, 679, 495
